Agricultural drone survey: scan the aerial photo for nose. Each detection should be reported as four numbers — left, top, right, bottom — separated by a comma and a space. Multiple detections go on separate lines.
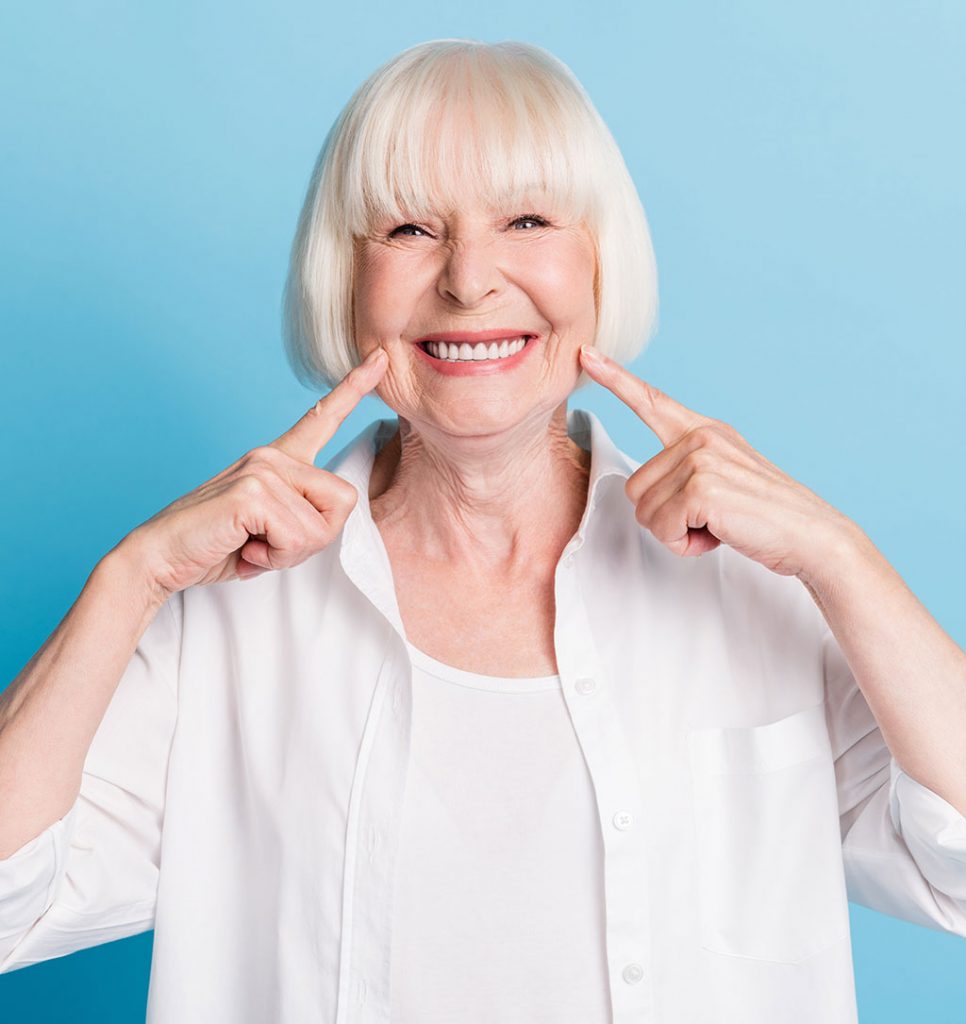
435, 238, 503, 308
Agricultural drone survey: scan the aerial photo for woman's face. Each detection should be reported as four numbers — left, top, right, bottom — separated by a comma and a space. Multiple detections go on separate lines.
352, 191, 598, 438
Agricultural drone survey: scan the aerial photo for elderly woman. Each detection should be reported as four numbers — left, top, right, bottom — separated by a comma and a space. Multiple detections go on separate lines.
1, 38, 964, 1024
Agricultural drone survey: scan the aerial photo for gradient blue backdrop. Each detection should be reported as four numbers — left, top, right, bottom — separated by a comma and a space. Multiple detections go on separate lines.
2, 1, 964, 1020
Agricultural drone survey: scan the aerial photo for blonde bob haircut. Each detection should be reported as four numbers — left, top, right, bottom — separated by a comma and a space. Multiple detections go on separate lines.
282, 38, 659, 393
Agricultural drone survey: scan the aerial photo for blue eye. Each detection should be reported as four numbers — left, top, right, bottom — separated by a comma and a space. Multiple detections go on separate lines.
388, 223, 427, 238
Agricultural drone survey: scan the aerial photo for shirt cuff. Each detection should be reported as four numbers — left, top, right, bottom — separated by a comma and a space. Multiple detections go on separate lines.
0, 802, 79, 938
888, 757, 966, 902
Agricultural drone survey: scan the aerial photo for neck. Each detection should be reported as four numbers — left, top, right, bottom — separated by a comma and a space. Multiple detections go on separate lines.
368, 404, 591, 571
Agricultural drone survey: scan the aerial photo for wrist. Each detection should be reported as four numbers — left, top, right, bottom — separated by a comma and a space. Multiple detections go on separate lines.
95, 532, 173, 612
796, 517, 877, 596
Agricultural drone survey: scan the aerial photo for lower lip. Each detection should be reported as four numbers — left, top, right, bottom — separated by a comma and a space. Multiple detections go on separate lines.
413, 336, 538, 376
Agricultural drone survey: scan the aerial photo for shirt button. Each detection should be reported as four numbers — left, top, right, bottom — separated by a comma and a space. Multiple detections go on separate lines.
574, 676, 597, 695
612, 810, 634, 831
622, 962, 644, 984
563, 552, 575, 569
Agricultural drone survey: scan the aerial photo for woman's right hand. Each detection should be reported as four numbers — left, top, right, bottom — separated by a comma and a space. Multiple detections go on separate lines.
119, 348, 389, 600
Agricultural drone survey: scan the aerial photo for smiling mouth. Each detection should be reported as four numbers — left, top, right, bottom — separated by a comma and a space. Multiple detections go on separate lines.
418, 335, 535, 362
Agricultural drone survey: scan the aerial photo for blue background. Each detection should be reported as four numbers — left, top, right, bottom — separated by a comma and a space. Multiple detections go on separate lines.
2, 1, 964, 1020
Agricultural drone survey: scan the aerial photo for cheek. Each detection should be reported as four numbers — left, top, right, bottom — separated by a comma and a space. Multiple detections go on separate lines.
527, 234, 594, 292
353, 252, 420, 333
530, 251, 597, 330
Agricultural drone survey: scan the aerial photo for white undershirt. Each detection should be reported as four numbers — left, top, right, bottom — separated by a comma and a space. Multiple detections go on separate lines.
389, 641, 612, 1023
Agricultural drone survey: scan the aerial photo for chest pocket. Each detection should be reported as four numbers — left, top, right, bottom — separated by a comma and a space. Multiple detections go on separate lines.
687, 701, 851, 965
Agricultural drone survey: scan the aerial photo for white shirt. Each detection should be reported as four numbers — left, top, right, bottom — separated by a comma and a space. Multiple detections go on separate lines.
1, 407, 965, 1024
390, 641, 611, 1023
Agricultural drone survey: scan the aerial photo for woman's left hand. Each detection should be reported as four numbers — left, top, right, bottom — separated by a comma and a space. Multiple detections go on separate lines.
578, 346, 861, 579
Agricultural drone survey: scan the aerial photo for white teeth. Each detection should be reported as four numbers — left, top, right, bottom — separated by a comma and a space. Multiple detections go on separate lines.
425, 336, 529, 361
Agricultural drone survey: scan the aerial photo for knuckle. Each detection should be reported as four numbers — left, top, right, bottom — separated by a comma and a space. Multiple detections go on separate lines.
327, 477, 358, 510
325, 518, 351, 552
308, 471, 357, 513
265, 527, 302, 562
315, 520, 342, 550
648, 509, 670, 542
684, 447, 717, 473
247, 444, 283, 467
684, 471, 718, 502
682, 473, 704, 498
709, 420, 740, 445
286, 528, 309, 552
633, 503, 651, 530
714, 418, 741, 438
688, 423, 722, 447
258, 548, 288, 572
234, 473, 269, 500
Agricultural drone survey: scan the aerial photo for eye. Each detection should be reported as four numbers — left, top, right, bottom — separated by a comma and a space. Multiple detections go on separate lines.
510, 213, 550, 230
387, 223, 429, 239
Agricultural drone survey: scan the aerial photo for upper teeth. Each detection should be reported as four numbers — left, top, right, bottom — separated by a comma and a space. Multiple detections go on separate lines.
424, 336, 529, 361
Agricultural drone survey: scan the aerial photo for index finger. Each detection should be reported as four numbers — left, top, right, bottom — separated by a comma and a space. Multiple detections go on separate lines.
578, 345, 709, 448
269, 348, 388, 464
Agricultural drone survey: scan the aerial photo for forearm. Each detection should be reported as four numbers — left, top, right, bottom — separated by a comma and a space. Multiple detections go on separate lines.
0, 539, 168, 859
799, 524, 966, 818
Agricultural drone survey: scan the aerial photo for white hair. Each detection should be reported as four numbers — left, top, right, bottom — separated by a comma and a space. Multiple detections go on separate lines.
282, 38, 659, 391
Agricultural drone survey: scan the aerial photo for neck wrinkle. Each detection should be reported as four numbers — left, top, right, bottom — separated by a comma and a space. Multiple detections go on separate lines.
368, 404, 591, 569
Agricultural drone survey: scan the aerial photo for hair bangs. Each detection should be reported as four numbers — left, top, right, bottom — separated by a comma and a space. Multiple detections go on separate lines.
340, 46, 601, 236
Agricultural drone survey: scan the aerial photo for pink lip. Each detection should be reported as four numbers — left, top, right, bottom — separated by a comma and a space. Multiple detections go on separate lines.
413, 332, 539, 377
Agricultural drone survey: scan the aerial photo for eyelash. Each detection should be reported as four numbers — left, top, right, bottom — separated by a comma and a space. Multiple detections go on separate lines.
388, 213, 550, 238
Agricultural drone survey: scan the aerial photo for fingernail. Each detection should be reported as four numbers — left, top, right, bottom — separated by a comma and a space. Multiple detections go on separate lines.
363, 348, 387, 366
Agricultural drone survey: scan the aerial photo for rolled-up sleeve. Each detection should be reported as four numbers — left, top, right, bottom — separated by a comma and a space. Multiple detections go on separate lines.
888, 758, 966, 902
0, 804, 81, 942
0, 589, 183, 972
823, 623, 966, 936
